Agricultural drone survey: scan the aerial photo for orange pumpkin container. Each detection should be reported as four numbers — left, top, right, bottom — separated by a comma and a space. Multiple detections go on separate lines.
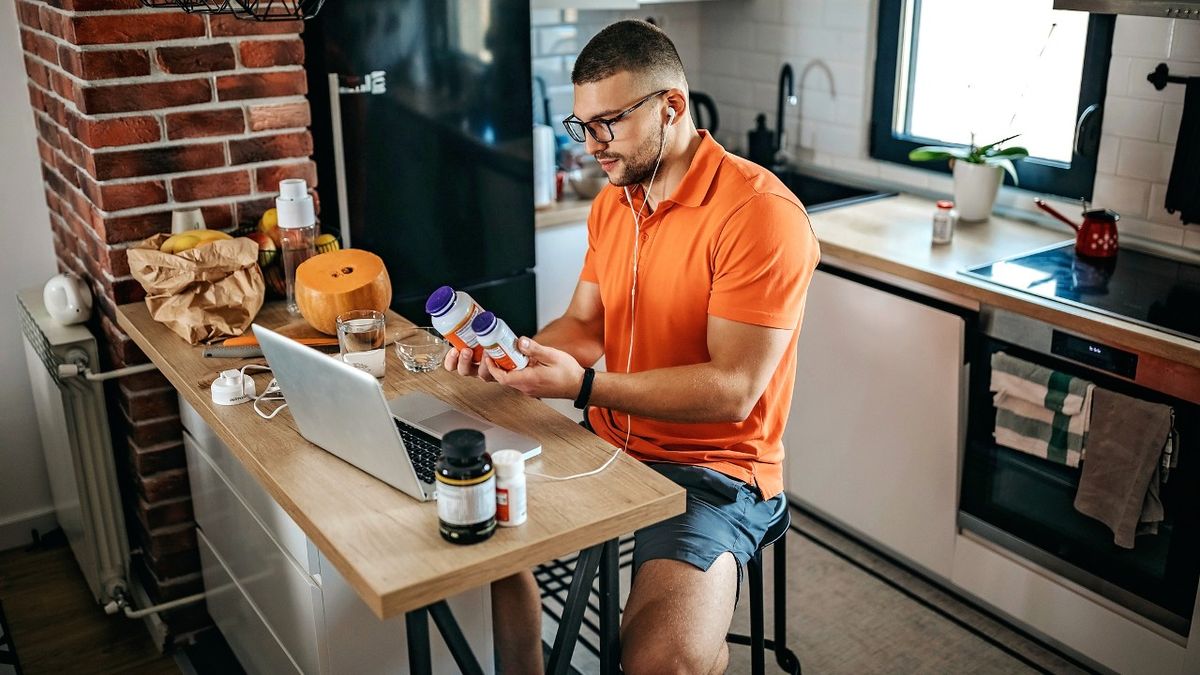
294, 249, 392, 335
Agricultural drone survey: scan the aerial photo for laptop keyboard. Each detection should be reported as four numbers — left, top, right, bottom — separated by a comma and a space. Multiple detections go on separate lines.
394, 419, 441, 484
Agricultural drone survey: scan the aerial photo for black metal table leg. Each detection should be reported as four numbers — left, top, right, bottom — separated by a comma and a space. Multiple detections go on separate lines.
405, 607, 433, 675
546, 541, 605, 675
428, 600, 484, 675
598, 538, 621, 674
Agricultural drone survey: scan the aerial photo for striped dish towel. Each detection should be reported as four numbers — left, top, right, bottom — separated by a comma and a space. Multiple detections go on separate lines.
990, 352, 1095, 467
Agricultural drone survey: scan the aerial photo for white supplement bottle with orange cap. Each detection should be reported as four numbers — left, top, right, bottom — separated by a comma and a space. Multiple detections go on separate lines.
471, 311, 528, 371
426, 285, 485, 364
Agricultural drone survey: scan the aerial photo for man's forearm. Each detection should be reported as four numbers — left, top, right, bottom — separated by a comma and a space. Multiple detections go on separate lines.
588, 363, 755, 424
533, 316, 604, 367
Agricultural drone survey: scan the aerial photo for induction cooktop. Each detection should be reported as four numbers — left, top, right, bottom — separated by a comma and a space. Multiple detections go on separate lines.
962, 242, 1200, 342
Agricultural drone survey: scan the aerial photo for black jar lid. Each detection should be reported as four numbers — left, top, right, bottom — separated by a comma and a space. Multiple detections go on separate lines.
441, 429, 486, 460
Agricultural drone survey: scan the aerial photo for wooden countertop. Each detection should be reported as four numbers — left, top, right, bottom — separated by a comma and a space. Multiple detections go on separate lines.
535, 195, 592, 229
808, 193, 1200, 369
116, 302, 685, 620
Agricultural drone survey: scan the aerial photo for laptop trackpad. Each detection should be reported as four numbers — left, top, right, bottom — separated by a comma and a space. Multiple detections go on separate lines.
422, 409, 492, 434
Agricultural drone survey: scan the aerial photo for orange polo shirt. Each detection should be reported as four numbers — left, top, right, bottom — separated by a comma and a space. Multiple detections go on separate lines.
579, 131, 820, 500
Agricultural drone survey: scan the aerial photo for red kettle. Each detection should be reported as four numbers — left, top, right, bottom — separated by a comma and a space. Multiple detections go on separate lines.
1034, 199, 1120, 258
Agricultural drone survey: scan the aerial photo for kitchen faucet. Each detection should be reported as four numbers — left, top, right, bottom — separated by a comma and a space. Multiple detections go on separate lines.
775, 63, 798, 166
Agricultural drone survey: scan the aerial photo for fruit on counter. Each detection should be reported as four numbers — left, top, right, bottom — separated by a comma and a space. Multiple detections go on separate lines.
263, 258, 287, 297
258, 208, 280, 245
315, 233, 340, 254
159, 229, 232, 254
294, 249, 392, 335
246, 231, 279, 267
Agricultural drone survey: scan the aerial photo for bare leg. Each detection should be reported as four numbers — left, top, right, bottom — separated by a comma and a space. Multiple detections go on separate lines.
620, 553, 739, 675
491, 570, 544, 674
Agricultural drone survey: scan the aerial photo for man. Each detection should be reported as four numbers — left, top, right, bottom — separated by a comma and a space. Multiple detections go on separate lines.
447, 19, 820, 674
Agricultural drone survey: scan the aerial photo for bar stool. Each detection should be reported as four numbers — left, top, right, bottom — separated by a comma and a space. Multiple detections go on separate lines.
726, 497, 801, 675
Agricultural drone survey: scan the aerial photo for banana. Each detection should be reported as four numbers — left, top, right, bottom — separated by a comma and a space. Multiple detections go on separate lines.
159, 229, 231, 253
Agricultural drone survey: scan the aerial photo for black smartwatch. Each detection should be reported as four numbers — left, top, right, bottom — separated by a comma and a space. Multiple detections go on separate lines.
573, 367, 596, 410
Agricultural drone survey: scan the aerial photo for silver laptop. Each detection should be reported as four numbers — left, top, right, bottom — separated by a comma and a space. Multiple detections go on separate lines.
253, 324, 541, 501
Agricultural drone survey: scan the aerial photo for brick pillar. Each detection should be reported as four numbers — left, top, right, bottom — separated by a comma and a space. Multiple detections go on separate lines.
14, 0, 316, 643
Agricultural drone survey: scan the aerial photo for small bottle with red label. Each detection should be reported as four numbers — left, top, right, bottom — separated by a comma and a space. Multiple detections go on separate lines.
931, 199, 958, 245
492, 450, 527, 527
471, 311, 529, 371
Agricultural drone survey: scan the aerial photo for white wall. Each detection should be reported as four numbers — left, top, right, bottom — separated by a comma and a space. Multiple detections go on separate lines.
0, 0, 59, 551
537, 1, 1200, 252
692, 0, 1200, 250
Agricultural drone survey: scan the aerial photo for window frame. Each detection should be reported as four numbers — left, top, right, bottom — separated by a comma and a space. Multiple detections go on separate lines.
869, 0, 1115, 201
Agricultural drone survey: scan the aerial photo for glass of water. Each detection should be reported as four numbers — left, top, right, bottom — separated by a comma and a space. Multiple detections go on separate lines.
394, 327, 448, 373
336, 310, 387, 378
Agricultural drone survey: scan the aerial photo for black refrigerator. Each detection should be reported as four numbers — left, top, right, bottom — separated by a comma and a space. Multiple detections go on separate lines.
305, 0, 537, 335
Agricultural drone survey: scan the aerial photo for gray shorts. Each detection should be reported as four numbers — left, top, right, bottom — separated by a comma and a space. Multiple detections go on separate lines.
632, 462, 785, 585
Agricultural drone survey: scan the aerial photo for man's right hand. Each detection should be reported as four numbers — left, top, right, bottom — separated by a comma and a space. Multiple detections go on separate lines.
443, 347, 497, 382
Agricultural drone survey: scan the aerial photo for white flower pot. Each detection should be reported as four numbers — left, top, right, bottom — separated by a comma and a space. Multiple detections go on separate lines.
952, 160, 1003, 222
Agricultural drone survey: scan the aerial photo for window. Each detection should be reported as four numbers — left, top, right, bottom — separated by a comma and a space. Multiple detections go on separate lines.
870, 0, 1114, 200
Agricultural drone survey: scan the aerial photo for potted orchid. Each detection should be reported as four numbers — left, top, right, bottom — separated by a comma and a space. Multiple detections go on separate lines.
909, 134, 1029, 221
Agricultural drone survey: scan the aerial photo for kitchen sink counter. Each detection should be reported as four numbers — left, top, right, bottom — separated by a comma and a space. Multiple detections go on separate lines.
533, 187, 1199, 370
809, 193, 1200, 371
535, 194, 593, 229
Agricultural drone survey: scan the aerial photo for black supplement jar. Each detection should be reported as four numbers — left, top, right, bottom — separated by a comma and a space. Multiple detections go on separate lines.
436, 429, 497, 545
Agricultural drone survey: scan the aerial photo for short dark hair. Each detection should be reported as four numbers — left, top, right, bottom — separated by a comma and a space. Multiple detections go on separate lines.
571, 20, 686, 89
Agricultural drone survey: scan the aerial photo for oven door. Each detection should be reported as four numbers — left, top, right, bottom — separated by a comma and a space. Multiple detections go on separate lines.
961, 312, 1200, 639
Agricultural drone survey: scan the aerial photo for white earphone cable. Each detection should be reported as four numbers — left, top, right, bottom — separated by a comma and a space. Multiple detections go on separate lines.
529, 107, 673, 482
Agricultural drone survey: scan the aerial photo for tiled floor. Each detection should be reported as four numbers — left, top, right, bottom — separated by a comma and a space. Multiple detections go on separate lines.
539, 505, 1094, 675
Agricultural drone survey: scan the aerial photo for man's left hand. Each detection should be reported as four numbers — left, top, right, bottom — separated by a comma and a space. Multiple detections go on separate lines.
488, 337, 586, 400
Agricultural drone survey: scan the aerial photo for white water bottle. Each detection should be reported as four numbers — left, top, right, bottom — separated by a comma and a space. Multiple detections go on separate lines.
277, 179, 317, 314
533, 124, 556, 208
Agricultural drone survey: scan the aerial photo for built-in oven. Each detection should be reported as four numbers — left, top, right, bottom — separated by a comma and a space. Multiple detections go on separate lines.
961, 306, 1200, 639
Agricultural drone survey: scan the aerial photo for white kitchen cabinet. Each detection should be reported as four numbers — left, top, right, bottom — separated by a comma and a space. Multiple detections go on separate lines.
180, 397, 493, 675
784, 266, 970, 580
534, 219, 589, 330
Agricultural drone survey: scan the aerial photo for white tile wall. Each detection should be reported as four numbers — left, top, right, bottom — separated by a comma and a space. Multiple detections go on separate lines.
530, 3, 1198, 250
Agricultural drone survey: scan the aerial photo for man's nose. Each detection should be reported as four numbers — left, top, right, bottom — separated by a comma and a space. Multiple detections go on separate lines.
584, 133, 607, 156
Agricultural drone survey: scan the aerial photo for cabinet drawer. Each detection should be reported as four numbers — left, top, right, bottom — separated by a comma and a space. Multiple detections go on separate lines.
179, 396, 312, 569
186, 434, 325, 674
198, 529, 303, 675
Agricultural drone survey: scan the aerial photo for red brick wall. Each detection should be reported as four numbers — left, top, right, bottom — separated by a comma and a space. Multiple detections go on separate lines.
14, 0, 316, 643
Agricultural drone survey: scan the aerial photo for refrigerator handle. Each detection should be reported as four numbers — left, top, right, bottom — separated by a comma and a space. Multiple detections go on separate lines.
328, 73, 353, 249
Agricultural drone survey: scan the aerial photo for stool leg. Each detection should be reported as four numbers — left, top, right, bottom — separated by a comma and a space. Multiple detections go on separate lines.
749, 549, 765, 675
773, 532, 802, 675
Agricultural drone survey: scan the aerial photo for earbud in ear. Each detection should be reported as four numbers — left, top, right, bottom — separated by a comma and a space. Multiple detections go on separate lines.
667, 108, 676, 120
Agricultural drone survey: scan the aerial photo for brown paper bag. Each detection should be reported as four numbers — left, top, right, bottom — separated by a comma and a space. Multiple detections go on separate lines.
128, 234, 265, 344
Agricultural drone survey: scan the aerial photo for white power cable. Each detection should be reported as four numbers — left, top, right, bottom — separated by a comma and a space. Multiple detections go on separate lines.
239, 364, 289, 419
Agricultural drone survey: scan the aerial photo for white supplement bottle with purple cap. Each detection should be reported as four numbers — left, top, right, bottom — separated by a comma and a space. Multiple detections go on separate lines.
471, 311, 528, 371
426, 286, 485, 364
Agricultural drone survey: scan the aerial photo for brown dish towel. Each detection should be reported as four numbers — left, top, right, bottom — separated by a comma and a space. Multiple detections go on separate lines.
1074, 388, 1173, 549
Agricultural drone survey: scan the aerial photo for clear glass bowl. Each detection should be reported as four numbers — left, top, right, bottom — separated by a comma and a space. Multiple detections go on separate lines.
393, 327, 449, 373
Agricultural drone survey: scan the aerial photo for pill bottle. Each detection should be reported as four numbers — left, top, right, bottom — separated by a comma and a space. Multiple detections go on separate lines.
277, 179, 317, 315
436, 429, 496, 545
426, 286, 485, 364
492, 450, 527, 527
931, 199, 958, 245
471, 311, 528, 371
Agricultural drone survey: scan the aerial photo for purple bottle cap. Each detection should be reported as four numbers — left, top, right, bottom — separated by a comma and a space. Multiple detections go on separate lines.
471, 311, 498, 336
425, 286, 455, 316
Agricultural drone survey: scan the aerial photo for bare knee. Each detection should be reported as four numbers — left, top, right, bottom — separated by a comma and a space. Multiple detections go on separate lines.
622, 636, 721, 675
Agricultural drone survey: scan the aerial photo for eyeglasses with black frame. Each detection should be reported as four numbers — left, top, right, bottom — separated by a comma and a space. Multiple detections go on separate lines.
562, 90, 669, 144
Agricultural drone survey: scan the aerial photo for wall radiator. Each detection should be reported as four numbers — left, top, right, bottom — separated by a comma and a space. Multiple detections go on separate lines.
17, 288, 129, 606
